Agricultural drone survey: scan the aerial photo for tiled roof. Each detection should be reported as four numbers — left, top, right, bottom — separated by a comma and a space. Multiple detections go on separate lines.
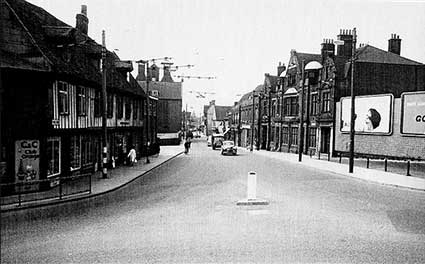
4, 0, 142, 96
355, 45, 423, 65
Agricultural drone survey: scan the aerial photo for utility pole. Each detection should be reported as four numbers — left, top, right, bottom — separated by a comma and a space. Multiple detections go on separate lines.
305, 77, 311, 154
101, 30, 108, 178
250, 91, 255, 152
145, 60, 151, 164
349, 28, 357, 173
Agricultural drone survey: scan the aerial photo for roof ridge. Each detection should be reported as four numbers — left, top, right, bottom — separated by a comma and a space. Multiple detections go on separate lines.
357, 45, 423, 65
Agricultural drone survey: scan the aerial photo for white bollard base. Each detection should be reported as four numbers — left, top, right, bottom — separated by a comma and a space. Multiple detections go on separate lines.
236, 198, 269, 206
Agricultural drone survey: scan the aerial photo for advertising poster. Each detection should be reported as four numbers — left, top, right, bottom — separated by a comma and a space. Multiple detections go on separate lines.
401, 92, 425, 135
341, 94, 393, 134
15, 140, 40, 192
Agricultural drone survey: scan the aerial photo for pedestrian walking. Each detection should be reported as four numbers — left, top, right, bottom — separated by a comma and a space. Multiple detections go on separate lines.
127, 146, 137, 166
184, 137, 192, 154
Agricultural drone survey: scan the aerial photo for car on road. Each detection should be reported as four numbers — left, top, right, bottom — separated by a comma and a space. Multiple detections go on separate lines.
212, 134, 224, 150
221, 140, 237, 155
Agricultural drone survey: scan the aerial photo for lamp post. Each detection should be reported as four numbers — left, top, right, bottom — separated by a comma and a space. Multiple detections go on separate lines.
250, 91, 255, 152
304, 61, 323, 154
349, 28, 357, 173
136, 57, 171, 164
101, 30, 108, 178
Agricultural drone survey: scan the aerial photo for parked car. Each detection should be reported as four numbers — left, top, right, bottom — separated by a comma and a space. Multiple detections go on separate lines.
221, 140, 237, 155
212, 133, 224, 150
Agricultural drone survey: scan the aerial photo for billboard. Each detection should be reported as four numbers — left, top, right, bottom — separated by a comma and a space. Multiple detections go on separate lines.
15, 140, 40, 192
340, 94, 393, 134
401, 91, 425, 135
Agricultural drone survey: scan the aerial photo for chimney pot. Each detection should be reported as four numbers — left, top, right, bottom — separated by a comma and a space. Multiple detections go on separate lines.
388, 33, 401, 55
81, 5, 87, 15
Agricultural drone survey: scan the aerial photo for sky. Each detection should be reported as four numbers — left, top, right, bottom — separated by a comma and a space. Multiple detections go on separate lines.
27, 0, 425, 115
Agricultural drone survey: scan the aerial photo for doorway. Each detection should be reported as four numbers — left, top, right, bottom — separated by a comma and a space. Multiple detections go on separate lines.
321, 127, 331, 154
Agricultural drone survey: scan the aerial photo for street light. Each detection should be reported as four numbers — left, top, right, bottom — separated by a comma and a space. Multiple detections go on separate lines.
304, 61, 323, 155
298, 60, 323, 162
136, 57, 171, 164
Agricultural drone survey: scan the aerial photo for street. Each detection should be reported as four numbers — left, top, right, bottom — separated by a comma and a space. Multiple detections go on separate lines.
2, 138, 425, 263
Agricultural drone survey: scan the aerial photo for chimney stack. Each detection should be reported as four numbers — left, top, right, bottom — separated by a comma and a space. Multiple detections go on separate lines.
161, 62, 174, 82
149, 64, 160, 81
136, 63, 146, 81
76, 5, 88, 35
388, 34, 401, 55
337, 29, 353, 57
277, 62, 286, 76
321, 38, 335, 60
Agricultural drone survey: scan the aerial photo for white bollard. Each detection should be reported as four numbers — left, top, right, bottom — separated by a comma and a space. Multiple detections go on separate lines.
247, 171, 257, 200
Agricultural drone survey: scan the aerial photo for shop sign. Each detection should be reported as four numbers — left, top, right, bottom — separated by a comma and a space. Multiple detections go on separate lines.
15, 140, 40, 192
401, 91, 425, 135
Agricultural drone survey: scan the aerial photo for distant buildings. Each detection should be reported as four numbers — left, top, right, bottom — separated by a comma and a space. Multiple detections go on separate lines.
204, 100, 232, 136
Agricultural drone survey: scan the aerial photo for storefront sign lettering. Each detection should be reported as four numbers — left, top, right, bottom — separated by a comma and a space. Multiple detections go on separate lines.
15, 140, 40, 192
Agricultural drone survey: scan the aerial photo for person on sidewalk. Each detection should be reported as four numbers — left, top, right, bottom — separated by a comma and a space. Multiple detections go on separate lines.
184, 136, 192, 154
127, 146, 137, 166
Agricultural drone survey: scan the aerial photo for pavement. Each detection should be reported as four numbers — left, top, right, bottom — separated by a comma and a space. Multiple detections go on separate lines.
1, 145, 184, 213
239, 147, 425, 191
2, 140, 423, 214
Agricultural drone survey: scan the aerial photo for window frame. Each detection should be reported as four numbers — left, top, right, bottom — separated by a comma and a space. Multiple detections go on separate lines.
116, 95, 124, 119
94, 90, 102, 117
291, 127, 298, 146
322, 91, 331, 113
77, 86, 87, 116
47, 137, 61, 177
70, 135, 81, 171
58, 81, 69, 115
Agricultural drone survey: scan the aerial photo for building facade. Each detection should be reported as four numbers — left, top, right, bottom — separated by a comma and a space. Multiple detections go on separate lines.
0, 0, 157, 194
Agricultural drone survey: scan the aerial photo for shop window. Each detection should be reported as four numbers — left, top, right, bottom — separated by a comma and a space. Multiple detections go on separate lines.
70, 135, 81, 171
77, 86, 87, 116
47, 137, 60, 177
291, 127, 298, 146
309, 128, 317, 148
116, 96, 124, 119
94, 90, 101, 117
58, 82, 69, 115
107, 94, 114, 118
322, 92, 330, 113
81, 135, 93, 165
125, 98, 132, 120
